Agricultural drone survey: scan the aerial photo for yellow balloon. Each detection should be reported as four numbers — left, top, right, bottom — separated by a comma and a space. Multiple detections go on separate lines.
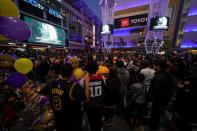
14, 58, 33, 74
97, 66, 109, 74
0, 0, 20, 18
43, 110, 53, 123
70, 56, 79, 69
73, 68, 84, 80
0, 54, 14, 67
0, 35, 9, 41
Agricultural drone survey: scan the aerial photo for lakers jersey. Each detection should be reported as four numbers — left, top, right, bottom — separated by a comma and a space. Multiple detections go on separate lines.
41, 79, 84, 123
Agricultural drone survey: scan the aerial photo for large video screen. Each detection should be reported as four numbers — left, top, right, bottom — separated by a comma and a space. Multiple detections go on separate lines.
24, 16, 65, 46
101, 24, 113, 35
150, 17, 170, 30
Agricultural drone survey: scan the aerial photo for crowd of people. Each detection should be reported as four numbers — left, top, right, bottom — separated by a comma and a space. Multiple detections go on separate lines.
0, 48, 197, 131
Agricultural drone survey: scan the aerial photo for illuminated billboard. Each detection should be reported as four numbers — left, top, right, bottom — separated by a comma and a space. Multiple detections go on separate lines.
24, 16, 66, 46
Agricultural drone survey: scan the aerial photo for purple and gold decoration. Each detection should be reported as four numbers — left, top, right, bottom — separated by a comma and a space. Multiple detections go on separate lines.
14, 58, 33, 74
7, 72, 27, 89
0, 16, 31, 41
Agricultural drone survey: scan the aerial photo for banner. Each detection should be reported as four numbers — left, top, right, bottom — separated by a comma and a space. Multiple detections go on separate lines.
114, 14, 148, 28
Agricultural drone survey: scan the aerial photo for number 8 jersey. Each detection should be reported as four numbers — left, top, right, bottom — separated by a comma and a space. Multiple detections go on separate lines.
88, 74, 106, 107
41, 79, 84, 124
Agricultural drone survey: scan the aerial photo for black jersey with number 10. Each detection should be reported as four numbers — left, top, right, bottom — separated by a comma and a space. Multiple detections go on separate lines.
88, 74, 106, 106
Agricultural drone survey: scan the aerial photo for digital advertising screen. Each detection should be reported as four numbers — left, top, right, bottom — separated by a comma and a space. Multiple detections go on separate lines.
24, 16, 66, 46
150, 17, 170, 30
101, 24, 113, 35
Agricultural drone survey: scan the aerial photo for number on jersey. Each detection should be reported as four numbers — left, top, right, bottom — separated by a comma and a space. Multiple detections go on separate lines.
90, 86, 102, 97
53, 96, 62, 110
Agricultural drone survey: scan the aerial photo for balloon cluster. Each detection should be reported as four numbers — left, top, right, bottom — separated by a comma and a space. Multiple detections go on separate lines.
0, 0, 33, 89
0, 0, 31, 41
6, 58, 33, 89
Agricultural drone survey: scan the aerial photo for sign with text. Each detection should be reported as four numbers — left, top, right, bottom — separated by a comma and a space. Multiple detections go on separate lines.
48, 8, 62, 19
23, 0, 44, 10
21, 0, 62, 19
114, 14, 148, 28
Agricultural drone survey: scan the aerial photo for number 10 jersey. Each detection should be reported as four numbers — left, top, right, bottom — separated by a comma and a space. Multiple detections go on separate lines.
88, 74, 106, 107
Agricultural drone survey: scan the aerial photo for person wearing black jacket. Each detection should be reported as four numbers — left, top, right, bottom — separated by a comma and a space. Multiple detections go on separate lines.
173, 73, 197, 131
103, 67, 121, 126
147, 59, 175, 131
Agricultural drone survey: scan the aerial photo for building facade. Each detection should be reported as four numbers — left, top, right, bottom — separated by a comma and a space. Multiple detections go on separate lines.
112, 0, 183, 49
176, 0, 197, 48
11, 0, 101, 49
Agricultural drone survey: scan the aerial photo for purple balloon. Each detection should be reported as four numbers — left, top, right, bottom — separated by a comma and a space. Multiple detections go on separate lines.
71, 74, 76, 82
0, 27, 31, 41
0, 16, 29, 30
39, 96, 48, 106
7, 72, 27, 89
0, 16, 31, 41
